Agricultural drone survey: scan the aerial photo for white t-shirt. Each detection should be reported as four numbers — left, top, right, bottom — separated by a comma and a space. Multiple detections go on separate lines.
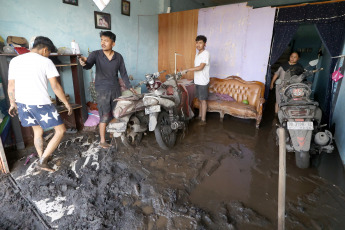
8, 52, 59, 105
194, 50, 210, 85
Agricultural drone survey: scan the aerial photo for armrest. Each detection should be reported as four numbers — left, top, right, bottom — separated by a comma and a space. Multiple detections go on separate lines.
256, 98, 265, 113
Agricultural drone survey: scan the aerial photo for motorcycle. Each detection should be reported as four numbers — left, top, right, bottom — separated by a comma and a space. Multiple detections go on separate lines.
106, 71, 165, 147
275, 60, 334, 168
143, 72, 194, 150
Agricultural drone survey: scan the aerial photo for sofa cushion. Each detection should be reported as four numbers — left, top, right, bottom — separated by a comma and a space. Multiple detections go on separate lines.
208, 93, 235, 102
194, 99, 257, 118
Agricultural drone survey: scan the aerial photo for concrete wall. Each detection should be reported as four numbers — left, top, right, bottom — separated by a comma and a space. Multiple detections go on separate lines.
313, 45, 331, 113
197, 3, 275, 82
0, 0, 165, 102
332, 45, 345, 166
291, 24, 321, 67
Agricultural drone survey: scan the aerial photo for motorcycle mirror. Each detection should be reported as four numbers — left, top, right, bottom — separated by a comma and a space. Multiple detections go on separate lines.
275, 79, 282, 85
309, 59, 319, 67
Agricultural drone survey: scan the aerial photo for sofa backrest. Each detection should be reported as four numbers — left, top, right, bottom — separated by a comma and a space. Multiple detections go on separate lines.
209, 76, 265, 106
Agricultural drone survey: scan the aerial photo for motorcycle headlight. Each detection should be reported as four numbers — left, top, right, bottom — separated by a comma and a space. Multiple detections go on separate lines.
143, 97, 159, 106
291, 88, 304, 97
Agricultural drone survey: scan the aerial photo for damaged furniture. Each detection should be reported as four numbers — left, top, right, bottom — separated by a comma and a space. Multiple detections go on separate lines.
193, 76, 265, 129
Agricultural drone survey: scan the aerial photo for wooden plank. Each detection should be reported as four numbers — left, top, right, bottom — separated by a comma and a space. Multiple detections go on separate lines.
158, 10, 199, 81
0, 139, 10, 174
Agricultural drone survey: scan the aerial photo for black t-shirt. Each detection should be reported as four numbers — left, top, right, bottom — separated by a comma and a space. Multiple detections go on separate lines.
281, 62, 304, 76
83, 50, 132, 91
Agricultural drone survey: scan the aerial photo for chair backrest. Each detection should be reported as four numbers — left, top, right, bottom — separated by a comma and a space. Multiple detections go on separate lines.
209, 76, 265, 106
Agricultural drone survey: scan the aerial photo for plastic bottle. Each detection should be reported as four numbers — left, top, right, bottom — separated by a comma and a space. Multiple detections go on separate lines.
71, 40, 80, 54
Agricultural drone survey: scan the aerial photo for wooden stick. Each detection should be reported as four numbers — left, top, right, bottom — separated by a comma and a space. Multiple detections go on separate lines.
278, 127, 286, 230
0, 138, 10, 173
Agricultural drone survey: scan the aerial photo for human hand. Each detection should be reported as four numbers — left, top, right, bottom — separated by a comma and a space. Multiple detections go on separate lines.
8, 103, 18, 117
181, 69, 188, 75
270, 84, 274, 90
130, 88, 138, 95
78, 56, 87, 66
65, 103, 72, 116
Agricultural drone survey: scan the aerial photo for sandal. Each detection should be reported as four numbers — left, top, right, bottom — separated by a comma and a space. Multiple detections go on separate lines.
66, 128, 78, 134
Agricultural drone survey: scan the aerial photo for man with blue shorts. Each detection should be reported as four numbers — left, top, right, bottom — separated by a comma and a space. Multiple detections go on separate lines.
8, 36, 72, 172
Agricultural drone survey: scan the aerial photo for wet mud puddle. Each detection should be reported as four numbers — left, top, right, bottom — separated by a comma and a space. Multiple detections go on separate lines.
1, 114, 345, 229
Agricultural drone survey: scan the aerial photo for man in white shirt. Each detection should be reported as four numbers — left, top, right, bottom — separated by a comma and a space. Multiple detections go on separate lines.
8, 36, 72, 172
182, 35, 210, 125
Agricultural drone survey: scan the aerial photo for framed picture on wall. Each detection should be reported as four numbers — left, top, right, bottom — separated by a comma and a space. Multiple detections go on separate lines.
63, 0, 78, 6
121, 0, 130, 16
94, 11, 111, 30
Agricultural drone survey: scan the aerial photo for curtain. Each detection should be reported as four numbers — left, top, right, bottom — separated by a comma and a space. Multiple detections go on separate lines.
315, 21, 345, 124
265, 24, 299, 98
266, 2, 345, 123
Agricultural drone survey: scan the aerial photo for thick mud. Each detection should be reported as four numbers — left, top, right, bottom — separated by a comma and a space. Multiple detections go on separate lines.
1, 96, 345, 229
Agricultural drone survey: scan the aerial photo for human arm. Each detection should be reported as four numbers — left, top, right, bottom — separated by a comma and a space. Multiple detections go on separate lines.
7, 80, 17, 117
118, 55, 136, 94
79, 51, 96, 70
270, 73, 279, 90
270, 66, 283, 90
49, 77, 72, 116
182, 63, 207, 74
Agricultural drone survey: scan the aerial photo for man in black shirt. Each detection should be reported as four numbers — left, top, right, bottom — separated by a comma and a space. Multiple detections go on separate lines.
79, 31, 136, 148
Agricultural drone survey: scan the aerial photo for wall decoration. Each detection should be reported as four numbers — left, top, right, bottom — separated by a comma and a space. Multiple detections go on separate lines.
93, 0, 110, 11
94, 11, 111, 30
121, 0, 130, 16
63, 0, 78, 6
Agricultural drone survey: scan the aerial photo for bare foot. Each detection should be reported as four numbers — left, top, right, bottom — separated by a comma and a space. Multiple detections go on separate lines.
198, 120, 207, 126
37, 161, 55, 172
100, 142, 111, 149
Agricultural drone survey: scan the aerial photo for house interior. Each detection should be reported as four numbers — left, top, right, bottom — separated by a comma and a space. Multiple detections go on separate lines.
1, 0, 345, 229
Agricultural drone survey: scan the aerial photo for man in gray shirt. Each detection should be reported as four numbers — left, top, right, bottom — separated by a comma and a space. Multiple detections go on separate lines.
79, 31, 136, 148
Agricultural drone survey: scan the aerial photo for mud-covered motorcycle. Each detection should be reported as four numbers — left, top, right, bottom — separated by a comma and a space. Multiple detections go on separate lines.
143, 72, 194, 150
276, 60, 334, 168
106, 71, 165, 147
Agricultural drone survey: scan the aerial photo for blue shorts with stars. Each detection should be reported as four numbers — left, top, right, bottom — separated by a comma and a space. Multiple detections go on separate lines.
17, 103, 63, 129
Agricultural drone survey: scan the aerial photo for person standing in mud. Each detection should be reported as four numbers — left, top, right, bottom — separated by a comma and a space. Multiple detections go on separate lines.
79, 31, 136, 148
270, 51, 303, 113
8, 36, 72, 172
182, 35, 210, 125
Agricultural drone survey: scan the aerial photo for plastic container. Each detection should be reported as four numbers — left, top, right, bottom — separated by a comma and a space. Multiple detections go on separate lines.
71, 40, 80, 54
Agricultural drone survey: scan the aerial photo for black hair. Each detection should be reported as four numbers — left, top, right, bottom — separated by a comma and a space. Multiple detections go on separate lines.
290, 51, 301, 58
196, 35, 207, 43
33, 36, 56, 52
100, 31, 116, 42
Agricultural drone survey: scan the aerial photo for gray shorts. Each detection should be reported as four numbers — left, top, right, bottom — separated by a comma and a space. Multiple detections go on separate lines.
96, 89, 121, 123
195, 84, 209, 100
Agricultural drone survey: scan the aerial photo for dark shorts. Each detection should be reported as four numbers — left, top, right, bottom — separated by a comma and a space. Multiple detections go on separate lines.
195, 84, 209, 101
17, 103, 63, 129
96, 89, 121, 123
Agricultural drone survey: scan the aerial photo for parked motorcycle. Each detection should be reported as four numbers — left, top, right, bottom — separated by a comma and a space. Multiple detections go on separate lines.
143, 72, 193, 150
107, 71, 165, 147
276, 60, 334, 168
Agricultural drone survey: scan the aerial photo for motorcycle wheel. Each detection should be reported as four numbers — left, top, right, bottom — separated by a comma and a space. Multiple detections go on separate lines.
154, 111, 177, 150
120, 115, 143, 148
295, 151, 310, 169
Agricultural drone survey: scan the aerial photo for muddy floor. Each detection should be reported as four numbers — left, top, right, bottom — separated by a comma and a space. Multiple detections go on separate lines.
1, 96, 345, 229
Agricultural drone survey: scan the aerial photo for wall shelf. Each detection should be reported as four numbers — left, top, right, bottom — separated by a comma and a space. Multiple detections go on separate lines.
0, 53, 87, 147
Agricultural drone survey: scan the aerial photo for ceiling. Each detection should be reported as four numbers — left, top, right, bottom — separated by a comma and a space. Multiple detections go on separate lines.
192, 0, 334, 8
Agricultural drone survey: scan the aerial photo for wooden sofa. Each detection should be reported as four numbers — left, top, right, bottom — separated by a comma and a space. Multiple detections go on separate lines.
193, 76, 265, 129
